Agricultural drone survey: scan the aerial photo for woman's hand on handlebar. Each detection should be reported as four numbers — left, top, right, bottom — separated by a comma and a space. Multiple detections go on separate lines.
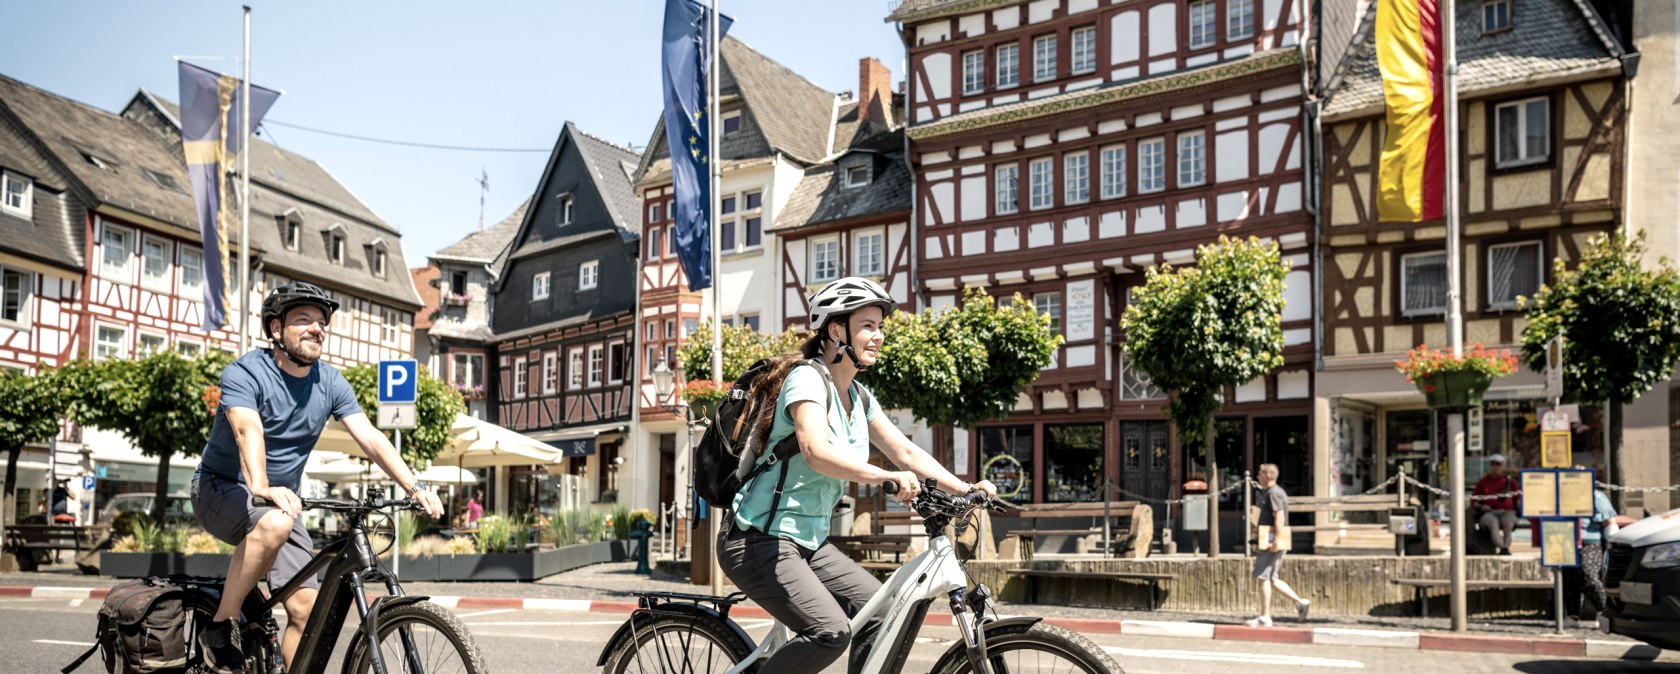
882, 472, 921, 504
968, 480, 999, 500
253, 485, 302, 518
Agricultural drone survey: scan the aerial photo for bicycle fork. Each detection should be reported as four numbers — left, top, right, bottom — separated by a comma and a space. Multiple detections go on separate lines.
948, 587, 993, 674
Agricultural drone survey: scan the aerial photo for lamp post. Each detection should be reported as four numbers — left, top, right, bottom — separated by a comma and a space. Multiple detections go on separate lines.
653, 360, 706, 581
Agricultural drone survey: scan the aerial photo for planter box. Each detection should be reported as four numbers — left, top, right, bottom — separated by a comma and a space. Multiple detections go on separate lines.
389, 540, 627, 582
102, 552, 233, 578
1418, 371, 1493, 409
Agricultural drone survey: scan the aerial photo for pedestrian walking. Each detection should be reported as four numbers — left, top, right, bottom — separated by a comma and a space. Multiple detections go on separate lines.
1563, 466, 1617, 621
1246, 464, 1310, 627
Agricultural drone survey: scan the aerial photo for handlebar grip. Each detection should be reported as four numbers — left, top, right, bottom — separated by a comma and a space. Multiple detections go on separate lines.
252, 495, 274, 508
882, 481, 900, 495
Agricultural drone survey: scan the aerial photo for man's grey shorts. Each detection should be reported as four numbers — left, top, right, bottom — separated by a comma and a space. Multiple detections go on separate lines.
191, 474, 320, 591
1253, 550, 1286, 581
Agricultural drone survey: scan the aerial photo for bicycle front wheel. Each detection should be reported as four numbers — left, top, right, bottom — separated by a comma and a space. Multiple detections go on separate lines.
344, 600, 489, 674
602, 614, 752, 674
932, 621, 1124, 674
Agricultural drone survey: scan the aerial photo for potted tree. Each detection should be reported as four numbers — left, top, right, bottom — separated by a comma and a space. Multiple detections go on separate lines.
1395, 343, 1520, 408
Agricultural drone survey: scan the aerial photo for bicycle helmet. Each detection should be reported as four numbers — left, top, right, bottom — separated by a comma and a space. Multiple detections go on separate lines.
807, 277, 896, 371
261, 281, 339, 342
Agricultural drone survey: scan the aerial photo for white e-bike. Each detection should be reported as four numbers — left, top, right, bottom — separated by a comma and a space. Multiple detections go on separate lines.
598, 481, 1123, 673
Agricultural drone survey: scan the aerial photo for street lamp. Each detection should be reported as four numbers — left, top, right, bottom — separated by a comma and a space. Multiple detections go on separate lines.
651, 359, 688, 419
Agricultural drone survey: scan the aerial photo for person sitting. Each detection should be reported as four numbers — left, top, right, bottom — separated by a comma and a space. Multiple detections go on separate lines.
1472, 454, 1521, 555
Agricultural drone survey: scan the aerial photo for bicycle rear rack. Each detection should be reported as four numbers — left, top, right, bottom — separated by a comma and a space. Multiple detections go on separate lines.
633, 591, 748, 619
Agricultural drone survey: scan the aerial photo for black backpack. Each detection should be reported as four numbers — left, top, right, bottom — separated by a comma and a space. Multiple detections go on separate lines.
693, 357, 868, 526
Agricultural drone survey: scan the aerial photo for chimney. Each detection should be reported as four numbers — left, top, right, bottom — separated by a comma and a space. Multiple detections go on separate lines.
858, 57, 893, 130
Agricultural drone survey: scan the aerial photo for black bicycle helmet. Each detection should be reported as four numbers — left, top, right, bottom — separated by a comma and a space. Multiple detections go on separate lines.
261, 281, 340, 340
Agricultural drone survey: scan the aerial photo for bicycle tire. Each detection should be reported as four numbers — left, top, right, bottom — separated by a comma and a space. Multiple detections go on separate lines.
602, 613, 753, 674
341, 600, 489, 674
930, 621, 1124, 674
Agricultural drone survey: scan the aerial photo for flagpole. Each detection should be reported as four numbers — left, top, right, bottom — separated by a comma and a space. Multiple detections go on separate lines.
706, 0, 724, 598
1442, 0, 1468, 633
239, 5, 252, 353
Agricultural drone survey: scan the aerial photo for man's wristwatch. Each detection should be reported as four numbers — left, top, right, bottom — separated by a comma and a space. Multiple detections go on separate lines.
406, 481, 430, 497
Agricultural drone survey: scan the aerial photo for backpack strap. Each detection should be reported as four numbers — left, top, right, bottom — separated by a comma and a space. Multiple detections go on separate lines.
760, 359, 849, 531
60, 642, 100, 673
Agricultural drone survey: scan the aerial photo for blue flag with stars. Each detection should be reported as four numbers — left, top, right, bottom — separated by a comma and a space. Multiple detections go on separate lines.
661, 0, 732, 291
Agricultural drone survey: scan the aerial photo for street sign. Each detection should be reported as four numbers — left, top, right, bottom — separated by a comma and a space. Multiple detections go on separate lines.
1541, 431, 1572, 468
378, 360, 418, 404
81, 475, 96, 492
1543, 336, 1565, 401
377, 404, 417, 430
1521, 469, 1595, 518
1541, 410, 1570, 433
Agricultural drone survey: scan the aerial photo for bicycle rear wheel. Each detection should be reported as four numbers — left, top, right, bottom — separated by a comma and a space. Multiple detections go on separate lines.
932, 621, 1124, 673
343, 600, 488, 674
602, 614, 752, 674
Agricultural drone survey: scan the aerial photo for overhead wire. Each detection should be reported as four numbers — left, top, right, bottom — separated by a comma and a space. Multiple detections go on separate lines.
260, 119, 550, 153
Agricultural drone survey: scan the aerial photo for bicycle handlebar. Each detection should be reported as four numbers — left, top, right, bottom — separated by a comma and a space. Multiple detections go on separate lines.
253, 495, 422, 513
880, 479, 1002, 518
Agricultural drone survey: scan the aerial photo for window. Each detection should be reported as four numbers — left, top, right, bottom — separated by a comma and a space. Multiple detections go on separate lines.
745, 217, 762, 248
665, 318, 675, 339
1495, 97, 1549, 168
2, 171, 32, 217
962, 50, 986, 94
723, 111, 742, 135
648, 228, 663, 260
141, 236, 170, 289
664, 345, 676, 372
668, 228, 677, 255
1139, 138, 1166, 193
1400, 252, 1448, 316
1064, 153, 1089, 204
1033, 34, 1058, 82
645, 345, 659, 377
382, 308, 399, 344
532, 271, 550, 300
722, 196, 736, 215
142, 168, 183, 193
176, 340, 202, 357
452, 353, 483, 388
1071, 26, 1097, 74
645, 321, 658, 342
609, 343, 627, 383
995, 164, 1019, 214
1034, 291, 1063, 332
1029, 158, 1054, 210
1189, 0, 1217, 48
283, 219, 300, 250
374, 248, 388, 277
854, 231, 883, 277
741, 314, 761, 332
178, 247, 203, 293
648, 202, 663, 223
568, 349, 585, 389
540, 352, 557, 394
845, 164, 870, 188
1228, 0, 1256, 40
1178, 131, 1206, 187
1, 267, 30, 325
721, 219, 735, 251
588, 345, 604, 387
1482, 0, 1511, 33
580, 260, 599, 290
811, 237, 840, 283
979, 426, 1035, 503
101, 223, 133, 280
514, 359, 528, 398
1100, 145, 1128, 199
449, 271, 467, 296
138, 333, 166, 357
558, 195, 574, 226
1487, 241, 1542, 309
96, 325, 126, 361
682, 318, 697, 337
746, 192, 761, 209
996, 43, 1020, 88
330, 233, 346, 264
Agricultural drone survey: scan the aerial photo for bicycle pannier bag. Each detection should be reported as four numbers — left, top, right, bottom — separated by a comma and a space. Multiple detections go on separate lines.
66, 577, 196, 673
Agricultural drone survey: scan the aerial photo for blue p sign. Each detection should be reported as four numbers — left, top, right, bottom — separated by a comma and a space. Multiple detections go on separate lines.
378, 360, 418, 403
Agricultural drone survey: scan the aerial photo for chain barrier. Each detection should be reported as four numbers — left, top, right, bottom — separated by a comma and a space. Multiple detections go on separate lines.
1596, 481, 1680, 493
1362, 473, 1403, 495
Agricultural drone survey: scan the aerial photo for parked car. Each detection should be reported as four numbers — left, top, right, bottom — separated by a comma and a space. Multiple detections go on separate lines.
1600, 508, 1680, 650
99, 493, 195, 527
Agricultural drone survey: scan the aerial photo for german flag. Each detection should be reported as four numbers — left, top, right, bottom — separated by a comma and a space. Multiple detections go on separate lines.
1376, 0, 1444, 222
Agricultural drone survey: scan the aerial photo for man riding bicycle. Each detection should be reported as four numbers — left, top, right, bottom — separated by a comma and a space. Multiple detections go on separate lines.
190, 281, 444, 673
717, 277, 997, 674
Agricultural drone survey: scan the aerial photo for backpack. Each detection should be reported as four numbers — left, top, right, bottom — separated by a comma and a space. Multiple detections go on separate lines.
64, 577, 199, 673
693, 357, 870, 527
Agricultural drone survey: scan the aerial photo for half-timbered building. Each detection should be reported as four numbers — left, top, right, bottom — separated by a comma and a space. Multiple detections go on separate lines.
1315, 1, 1636, 511
489, 123, 640, 510
888, 0, 1315, 530
421, 200, 527, 420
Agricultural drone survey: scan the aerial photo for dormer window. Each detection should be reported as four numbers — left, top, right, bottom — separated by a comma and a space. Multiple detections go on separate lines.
1482, 0, 1511, 34
844, 164, 870, 188
325, 224, 347, 265
143, 168, 186, 194
557, 194, 574, 226
280, 209, 303, 251
368, 238, 389, 277
1, 171, 32, 218
450, 270, 467, 295
723, 110, 742, 135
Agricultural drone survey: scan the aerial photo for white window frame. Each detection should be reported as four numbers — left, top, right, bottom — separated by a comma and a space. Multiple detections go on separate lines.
1033, 291, 1063, 333
1227, 0, 1256, 40
137, 331, 167, 357
1033, 34, 1058, 82
853, 229, 884, 278
644, 345, 659, 378
996, 43, 1020, 88
588, 345, 604, 387
1486, 240, 1544, 310
844, 164, 870, 188
1482, 0, 1512, 33
962, 50, 986, 94
0, 265, 33, 328
179, 246, 204, 294
100, 221, 135, 282
373, 248, 387, 278
533, 271, 551, 300
647, 201, 663, 223
568, 348, 585, 390
1071, 26, 1097, 75
1064, 153, 1090, 204
1400, 252, 1449, 317
514, 359, 528, 398
1189, 0, 1218, 49
810, 236, 840, 284
995, 164, 1020, 214
139, 235, 171, 291
330, 233, 346, 265
1, 170, 32, 218
95, 323, 127, 361
580, 260, 599, 290
543, 352, 558, 395
1029, 157, 1055, 210
558, 194, 574, 226
283, 218, 301, 251
382, 308, 399, 344
648, 228, 663, 261
1100, 144, 1128, 199
1177, 130, 1207, 187
608, 342, 627, 384
1139, 138, 1166, 193
665, 318, 675, 340
1494, 96, 1549, 168
452, 352, 483, 389
175, 338, 203, 357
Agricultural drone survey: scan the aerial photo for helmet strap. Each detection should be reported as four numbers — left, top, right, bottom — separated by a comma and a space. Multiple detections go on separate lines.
828, 317, 869, 372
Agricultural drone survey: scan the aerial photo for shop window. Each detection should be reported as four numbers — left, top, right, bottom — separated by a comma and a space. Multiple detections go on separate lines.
978, 425, 1035, 503
1045, 424, 1103, 502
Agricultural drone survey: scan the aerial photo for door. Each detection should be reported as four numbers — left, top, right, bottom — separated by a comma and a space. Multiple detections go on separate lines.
657, 433, 676, 508
1120, 421, 1171, 503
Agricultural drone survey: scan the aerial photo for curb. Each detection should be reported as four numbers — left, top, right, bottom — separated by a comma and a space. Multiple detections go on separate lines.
4, 585, 1660, 661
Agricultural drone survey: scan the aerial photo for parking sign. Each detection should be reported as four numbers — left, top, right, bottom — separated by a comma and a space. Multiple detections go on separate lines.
378, 360, 418, 403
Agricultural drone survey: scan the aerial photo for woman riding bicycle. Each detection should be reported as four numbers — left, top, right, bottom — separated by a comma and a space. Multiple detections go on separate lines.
718, 277, 997, 674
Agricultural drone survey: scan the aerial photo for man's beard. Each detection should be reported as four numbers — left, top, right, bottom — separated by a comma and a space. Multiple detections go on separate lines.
282, 333, 322, 364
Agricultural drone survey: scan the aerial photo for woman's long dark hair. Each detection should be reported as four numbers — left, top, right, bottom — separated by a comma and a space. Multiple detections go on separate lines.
743, 331, 830, 447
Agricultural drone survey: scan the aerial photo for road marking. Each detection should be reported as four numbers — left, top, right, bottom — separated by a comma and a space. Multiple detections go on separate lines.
69, 599, 84, 608
1101, 646, 1365, 669
466, 620, 631, 626
455, 608, 516, 618
34, 639, 97, 647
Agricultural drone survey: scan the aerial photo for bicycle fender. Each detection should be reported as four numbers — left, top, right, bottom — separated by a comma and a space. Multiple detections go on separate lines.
595, 603, 753, 667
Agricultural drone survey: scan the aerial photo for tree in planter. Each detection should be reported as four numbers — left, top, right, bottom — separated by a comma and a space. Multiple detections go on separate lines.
1121, 236, 1290, 557
1519, 231, 1680, 492
676, 320, 805, 383
339, 365, 463, 465
64, 351, 231, 525
0, 367, 69, 551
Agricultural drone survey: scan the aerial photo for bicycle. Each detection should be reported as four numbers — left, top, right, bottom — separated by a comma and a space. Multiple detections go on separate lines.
597, 481, 1124, 673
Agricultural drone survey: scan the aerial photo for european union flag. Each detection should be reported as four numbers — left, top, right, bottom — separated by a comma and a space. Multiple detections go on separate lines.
661, 0, 731, 292
178, 61, 279, 332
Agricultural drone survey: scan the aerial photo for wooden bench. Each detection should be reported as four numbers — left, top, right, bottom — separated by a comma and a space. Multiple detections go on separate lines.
829, 509, 925, 572
1005, 569, 1177, 610
1007, 502, 1153, 560
4, 525, 108, 571
1268, 495, 1419, 552
1390, 578, 1554, 617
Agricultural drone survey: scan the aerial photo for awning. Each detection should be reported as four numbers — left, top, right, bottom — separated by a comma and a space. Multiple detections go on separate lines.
526, 423, 628, 443
553, 437, 595, 458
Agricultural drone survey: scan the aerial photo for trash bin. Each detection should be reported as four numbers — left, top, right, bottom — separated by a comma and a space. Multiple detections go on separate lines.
1389, 506, 1430, 556
1180, 479, 1209, 555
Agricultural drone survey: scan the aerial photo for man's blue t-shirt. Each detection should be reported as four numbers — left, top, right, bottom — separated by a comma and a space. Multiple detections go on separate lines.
196, 349, 363, 490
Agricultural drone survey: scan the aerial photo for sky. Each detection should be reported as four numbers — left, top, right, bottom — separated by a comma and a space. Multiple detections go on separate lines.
0, 1, 908, 269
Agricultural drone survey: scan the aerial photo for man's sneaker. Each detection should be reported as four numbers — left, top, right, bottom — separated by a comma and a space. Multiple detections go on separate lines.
201, 619, 244, 674
1297, 599, 1312, 621
1244, 615, 1274, 628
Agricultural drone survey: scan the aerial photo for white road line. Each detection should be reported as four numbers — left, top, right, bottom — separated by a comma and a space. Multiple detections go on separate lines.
454, 608, 517, 618
69, 598, 85, 608
465, 620, 630, 626
34, 639, 97, 647
1101, 646, 1365, 669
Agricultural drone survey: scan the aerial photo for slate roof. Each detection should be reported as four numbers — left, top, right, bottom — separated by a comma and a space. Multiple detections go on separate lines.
433, 198, 528, 264
885, 0, 1016, 24
772, 99, 911, 233
1321, 0, 1624, 118
567, 123, 643, 239
0, 79, 86, 270
1317, 0, 1372, 92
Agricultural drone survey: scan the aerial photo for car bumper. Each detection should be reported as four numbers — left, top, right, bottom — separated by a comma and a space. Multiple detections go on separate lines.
1602, 543, 1680, 650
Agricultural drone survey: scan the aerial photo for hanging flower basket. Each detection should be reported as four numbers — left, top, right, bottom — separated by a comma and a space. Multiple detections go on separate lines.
679, 379, 730, 425
1394, 344, 1518, 409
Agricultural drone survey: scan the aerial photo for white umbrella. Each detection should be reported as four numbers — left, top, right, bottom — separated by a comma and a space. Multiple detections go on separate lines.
435, 418, 568, 468
306, 458, 478, 485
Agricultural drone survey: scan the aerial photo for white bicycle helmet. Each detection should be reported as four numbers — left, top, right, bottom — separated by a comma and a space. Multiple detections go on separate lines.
807, 277, 896, 370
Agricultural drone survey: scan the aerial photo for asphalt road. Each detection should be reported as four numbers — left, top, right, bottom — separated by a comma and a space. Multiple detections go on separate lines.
12, 596, 1677, 674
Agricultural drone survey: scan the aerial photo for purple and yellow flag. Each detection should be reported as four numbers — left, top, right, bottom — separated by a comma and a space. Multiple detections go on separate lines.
178, 61, 279, 332
1375, 0, 1445, 222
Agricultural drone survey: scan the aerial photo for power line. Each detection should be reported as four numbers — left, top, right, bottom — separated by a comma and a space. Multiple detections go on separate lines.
260, 119, 550, 153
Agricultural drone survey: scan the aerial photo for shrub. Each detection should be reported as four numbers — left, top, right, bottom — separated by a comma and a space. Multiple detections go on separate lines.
182, 530, 231, 555
586, 511, 609, 542
445, 536, 477, 555
548, 510, 583, 546
395, 511, 421, 554
474, 516, 514, 554
403, 535, 453, 557
110, 535, 142, 553
611, 505, 632, 540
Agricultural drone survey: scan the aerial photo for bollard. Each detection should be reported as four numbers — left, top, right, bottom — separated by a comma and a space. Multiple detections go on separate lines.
630, 520, 654, 576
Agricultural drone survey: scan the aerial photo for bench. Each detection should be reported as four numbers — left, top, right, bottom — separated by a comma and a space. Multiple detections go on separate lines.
1007, 502, 1153, 560
829, 509, 925, 572
4, 525, 108, 571
1268, 495, 1420, 553
1390, 578, 1554, 617
1005, 569, 1177, 610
